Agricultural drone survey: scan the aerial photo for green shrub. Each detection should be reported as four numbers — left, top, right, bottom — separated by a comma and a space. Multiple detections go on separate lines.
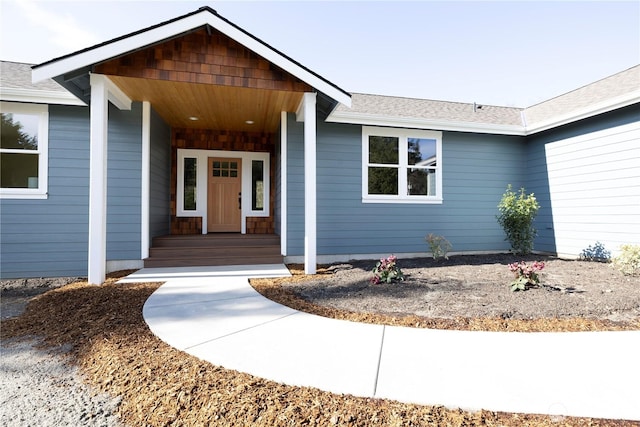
612, 244, 640, 276
496, 185, 539, 255
425, 233, 452, 260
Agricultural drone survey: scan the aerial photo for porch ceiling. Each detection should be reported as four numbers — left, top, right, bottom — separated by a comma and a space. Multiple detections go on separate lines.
108, 76, 305, 132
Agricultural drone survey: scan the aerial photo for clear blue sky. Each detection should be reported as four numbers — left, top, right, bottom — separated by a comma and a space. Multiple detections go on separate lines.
1, 1, 638, 107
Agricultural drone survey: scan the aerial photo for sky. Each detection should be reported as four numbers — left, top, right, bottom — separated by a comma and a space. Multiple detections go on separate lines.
1, 0, 638, 107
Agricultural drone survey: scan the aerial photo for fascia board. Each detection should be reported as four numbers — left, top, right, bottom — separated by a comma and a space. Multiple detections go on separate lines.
327, 110, 526, 136
524, 90, 640, 135
32, 10, 351, 107
0, 87, 86, 106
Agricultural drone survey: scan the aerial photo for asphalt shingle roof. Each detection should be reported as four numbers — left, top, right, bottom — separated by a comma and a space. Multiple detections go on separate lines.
1, 61, 67, 92
332, 93, 524, 127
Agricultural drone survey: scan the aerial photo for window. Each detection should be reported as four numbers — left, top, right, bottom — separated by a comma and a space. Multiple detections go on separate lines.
183, 157, 197, 210
363, 126, 442, 203
0, 102, 49, 199
251, 160, 264, 211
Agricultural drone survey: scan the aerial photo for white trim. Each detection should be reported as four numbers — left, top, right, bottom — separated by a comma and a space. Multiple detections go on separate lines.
87, 76, 109, 285
141, 101, 151, 260
362, 126, 443, 204
0, 87, 85, 106
0, 102, 49, 199
87, 74, 133, 285
301, 93, 317, 274
280, 111, 288, 256
328, 90, 640, 137
176, 148, 270, 234
328, 110, 526, 136
32, 9, 351, 107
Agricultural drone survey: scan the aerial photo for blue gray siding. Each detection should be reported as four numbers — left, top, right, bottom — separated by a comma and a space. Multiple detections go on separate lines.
149, 107, 171, 239
106, 103, 142, 261
526, 104, 640, 256
1, 105, 90, 278
286, 113, 526, 258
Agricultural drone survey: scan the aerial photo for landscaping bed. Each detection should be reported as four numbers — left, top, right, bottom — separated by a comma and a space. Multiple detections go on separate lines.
252, 254, 640, 332
2, 255, 638, 426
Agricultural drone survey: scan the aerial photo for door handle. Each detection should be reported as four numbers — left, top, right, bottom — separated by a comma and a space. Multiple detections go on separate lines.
238, 192, 242, 210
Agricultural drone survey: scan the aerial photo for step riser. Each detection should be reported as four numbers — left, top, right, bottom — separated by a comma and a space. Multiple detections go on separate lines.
152, 237, 280, 248
144, 256, 284, 268
149, 247, 281, 258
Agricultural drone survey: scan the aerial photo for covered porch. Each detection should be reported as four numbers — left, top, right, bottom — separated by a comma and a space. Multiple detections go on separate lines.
31, 7, 351, 283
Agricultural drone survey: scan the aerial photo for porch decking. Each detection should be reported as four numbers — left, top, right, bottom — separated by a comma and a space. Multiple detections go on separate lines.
144, 234, 283, 268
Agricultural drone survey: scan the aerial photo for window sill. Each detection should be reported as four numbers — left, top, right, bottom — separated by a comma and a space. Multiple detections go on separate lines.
0, 191, 48, 200
362, 196, 443, 205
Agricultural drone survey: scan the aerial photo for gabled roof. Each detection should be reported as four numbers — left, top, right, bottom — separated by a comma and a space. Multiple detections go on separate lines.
524, 65, 640, 133
0, 61, 84, 105
31, 6, 351, 107
327, 65, 640, 136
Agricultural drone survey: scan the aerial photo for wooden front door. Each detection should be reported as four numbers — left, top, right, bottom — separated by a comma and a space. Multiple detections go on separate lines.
208, 158, 242, 232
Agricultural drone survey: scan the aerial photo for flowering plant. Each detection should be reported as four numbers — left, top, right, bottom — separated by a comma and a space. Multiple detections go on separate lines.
508, 260, 545, 291
371, 255, 405, 284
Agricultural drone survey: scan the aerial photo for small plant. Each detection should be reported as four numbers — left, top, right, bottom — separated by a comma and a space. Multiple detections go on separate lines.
612, 244, 640, 276
496, 185, 539, 255
508, 260, 545, 291
425, 234, 452, 260
371, 255, 405, 284
580, 241, 611, 262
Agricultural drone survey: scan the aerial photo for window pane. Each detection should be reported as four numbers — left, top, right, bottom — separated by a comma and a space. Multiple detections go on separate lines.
1, 113, 39, 150
408, 138, 436, 166
369, 136, 398, 164
407, 168, 436, 196
252, 160, 264, 211
368, 167, 398, 195
1, 152, 39, 188
183, 158, 196, 210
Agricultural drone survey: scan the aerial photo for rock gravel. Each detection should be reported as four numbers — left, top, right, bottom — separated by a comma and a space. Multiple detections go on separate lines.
1, 278, 123, 427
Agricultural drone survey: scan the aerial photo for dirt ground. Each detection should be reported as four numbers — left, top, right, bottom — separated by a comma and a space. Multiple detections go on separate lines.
2, 258, 639, 426
251, 254, 640, 332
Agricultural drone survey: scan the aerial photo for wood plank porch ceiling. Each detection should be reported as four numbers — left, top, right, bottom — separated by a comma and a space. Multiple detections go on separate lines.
109, 75, 304, 132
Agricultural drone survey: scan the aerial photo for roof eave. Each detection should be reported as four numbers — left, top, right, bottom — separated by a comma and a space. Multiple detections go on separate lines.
0, 87, 86, 106
524, 90, 640, 135
32, 8, 351, 107
326, 110, 526, 136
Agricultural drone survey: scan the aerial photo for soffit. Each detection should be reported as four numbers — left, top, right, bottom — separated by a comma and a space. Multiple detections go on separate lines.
109, 75, 304, 132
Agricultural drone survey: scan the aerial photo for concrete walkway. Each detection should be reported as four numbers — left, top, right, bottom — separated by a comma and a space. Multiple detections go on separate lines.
123, 265, 640, 421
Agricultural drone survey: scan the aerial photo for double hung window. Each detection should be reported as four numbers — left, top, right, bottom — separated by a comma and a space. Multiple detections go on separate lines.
0, 102, 49, 199
363, 126, 442, 203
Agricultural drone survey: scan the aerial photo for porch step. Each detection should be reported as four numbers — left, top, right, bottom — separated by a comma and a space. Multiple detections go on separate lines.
144, 234, 283, 268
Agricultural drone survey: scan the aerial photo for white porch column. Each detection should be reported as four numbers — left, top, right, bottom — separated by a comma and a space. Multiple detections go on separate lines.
141, 101, 151, 260
87, 74, 131, 285
301, 93, 317, 274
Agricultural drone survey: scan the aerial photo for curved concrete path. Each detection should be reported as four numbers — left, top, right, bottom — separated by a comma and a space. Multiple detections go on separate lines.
123, 265, 640, 421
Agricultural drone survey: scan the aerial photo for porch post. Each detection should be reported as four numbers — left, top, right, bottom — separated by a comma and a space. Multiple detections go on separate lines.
87, 74, 131, 285
302, 93, 317, 274
88, 75, 109, 285
141, 101, 151, 260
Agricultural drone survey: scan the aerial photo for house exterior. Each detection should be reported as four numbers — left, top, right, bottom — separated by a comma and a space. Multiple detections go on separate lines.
1, 7, 638, 283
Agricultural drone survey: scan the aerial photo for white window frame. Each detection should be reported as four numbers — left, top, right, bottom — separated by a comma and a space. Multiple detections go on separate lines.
0, 102, 49, 199
176, 148, 270, 234
362, 126, 442, 204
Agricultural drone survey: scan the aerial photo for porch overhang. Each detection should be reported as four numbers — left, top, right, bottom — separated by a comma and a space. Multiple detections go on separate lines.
31, 6, 351, 109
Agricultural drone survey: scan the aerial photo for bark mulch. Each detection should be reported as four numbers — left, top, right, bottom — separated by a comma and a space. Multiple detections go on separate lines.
1, 268, 638, 426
